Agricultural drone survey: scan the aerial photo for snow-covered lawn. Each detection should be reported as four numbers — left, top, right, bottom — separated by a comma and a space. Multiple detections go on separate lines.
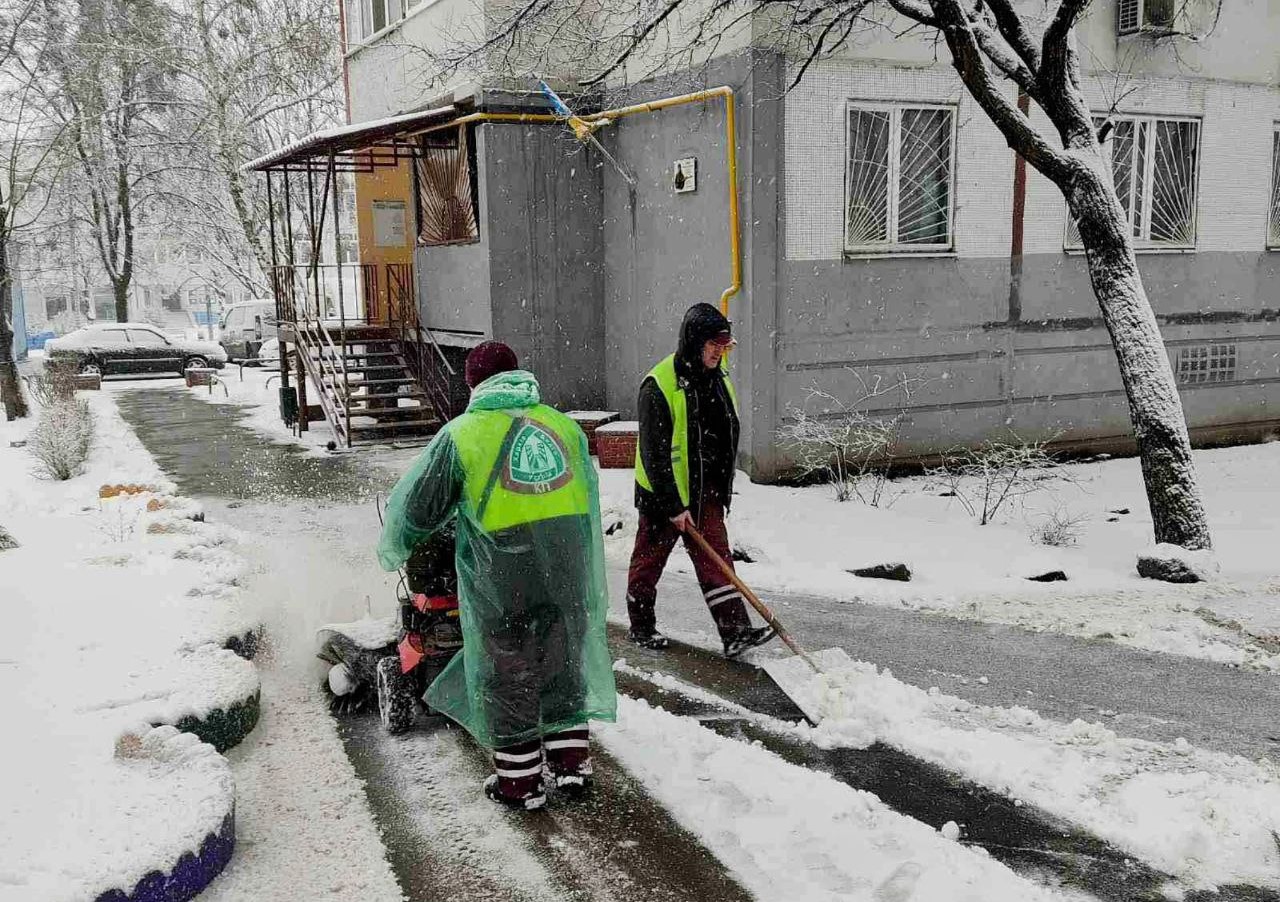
0, 388, 401, 902
598, 445, 1280, 671
0, 394, 256, 900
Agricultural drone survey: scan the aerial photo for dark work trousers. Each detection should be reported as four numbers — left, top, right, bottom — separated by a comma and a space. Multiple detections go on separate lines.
626, 497, 751, 641
492, 726, 591, 799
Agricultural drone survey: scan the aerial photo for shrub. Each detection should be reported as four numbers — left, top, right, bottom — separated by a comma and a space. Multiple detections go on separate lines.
25, 358, 79, 408
932, 439, 1067, 526
29, 398, 95, 480
1030, 508, 1086, 547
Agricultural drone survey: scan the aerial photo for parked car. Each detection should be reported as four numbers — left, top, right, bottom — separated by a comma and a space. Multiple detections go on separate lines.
46, 324, 227, 377
219, 300, 278, 362
255, 338, 281, 369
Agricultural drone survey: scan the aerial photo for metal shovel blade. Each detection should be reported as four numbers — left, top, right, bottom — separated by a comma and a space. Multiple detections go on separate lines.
760, 647, 857, 725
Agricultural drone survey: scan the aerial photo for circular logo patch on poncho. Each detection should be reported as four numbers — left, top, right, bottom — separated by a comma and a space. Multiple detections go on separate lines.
502, 420, 572, 495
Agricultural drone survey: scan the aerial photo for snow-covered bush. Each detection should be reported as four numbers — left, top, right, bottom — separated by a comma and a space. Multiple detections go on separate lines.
0, 525, 17, 551
29, 398, 95, 480
779, 374, 920, 505
25, 358, 78, 408
1030, 508, 1086, 547
933, 439, 1064, 526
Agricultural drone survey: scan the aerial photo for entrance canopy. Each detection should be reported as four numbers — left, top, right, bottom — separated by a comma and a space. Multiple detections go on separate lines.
244, 105, 457, 173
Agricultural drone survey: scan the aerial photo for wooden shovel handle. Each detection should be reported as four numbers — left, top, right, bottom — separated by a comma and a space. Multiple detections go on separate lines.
684, 525, 822, 673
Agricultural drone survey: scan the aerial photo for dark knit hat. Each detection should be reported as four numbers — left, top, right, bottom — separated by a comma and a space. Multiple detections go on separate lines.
465, 340, 519, 388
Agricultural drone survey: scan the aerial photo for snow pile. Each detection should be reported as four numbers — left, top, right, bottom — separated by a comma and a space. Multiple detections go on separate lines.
0, 393, 258, 901
767, 653, 1280, 890
599, 697, 1077, 902
597, 446, 1280, 671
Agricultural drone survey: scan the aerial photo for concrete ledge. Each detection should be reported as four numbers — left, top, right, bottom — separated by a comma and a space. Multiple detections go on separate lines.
93, 810, 235, 902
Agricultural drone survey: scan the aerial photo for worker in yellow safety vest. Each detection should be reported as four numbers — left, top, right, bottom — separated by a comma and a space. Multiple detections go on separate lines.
378, 341, 616, 811
628, 303, 778, 658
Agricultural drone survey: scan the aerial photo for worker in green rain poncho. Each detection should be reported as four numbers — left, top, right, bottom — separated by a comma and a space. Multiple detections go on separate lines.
378, 341, 616, 811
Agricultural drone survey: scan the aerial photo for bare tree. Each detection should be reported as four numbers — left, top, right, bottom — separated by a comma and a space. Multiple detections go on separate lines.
32, 0, 179, 324
438, 0, 1217, 550
0, 0, 64, 419
164, 0, 342, 297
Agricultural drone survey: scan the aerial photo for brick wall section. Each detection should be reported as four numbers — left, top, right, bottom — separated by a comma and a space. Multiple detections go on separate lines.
596, 421, 638, 469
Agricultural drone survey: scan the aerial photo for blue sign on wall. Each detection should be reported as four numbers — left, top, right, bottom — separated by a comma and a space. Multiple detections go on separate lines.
193, 310, 218, 326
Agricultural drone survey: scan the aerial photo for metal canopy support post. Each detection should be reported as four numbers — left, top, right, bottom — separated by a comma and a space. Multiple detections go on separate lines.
265, 172, 291, 396
330, 152, 351, 446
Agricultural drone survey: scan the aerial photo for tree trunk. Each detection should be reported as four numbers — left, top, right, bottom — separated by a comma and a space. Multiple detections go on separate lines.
0, 234, 30, 420
113, 280, 129, 323
1071, 161, 1211, 549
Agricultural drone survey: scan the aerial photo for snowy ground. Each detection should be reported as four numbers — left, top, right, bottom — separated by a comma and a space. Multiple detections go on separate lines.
41, 376, 1280, 901
0, 388, 401, 902
0, 395, 251, 900
188, 362, 341, 457
597, 447, 1280, 672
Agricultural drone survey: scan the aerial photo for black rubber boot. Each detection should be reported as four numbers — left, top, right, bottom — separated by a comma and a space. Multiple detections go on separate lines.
627, 594, 669, 649
723, 625, 778, 659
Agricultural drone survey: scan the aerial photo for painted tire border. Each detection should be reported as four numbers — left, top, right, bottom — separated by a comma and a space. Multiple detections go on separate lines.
92, 810, 235, 902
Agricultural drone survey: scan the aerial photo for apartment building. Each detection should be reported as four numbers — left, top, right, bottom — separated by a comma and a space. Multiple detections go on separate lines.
324, 0, 1280, 475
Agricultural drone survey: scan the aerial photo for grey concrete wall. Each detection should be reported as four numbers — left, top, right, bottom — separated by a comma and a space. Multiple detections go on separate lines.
774, 249, 1280, 469
482, 122, 607, 410
598, 54, 758, 418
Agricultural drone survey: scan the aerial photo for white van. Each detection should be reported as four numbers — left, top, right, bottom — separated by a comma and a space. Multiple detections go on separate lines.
219, 300, 278, 361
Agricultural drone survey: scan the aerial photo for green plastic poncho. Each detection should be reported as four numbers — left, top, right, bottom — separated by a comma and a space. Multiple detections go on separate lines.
377, 369, 617, 748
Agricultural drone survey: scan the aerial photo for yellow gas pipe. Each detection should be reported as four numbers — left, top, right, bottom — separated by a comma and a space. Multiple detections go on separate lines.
408, 87, 742, 316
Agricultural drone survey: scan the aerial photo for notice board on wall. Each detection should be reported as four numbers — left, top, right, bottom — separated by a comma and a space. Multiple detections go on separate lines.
372, 200, 408, 247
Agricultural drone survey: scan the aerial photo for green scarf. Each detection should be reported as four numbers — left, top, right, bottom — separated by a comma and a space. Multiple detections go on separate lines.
466, 369, 541, 412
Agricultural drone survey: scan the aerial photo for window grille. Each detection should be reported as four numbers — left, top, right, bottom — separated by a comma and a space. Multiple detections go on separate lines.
1067, 115, 1199, 249
1176, 344, 1237, 385
845, 103, 954, 254
415, 126, 480, 246
1118, 0, 1177, 35
1118, 0, 1141, 34
1268, 126, 1280, 249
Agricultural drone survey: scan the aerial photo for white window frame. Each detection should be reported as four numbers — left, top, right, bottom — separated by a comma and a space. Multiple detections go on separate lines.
1066, 113, 1201, 252
843, 100, 958, 257
1268, 123, 1280, 251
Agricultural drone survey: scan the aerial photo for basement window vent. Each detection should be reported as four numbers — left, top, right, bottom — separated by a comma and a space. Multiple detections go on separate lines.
1176, 343, 1237, 385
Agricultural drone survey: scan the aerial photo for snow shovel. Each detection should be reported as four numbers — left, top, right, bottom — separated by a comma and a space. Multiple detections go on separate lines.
684, 525, 825, 674
685, 526, 857, 724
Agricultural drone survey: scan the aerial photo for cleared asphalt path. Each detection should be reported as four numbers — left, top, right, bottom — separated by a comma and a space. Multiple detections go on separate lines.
605, 567, 1280, 762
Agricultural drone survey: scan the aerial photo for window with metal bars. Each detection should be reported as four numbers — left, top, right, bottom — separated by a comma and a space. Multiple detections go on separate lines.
845, 102, 955, 254
1269, 126, 1280, 249
1176, 343, 1237, 385
414, 126, 480, 246
1118, 0, 1178, 35
1067, 115, 1199, 250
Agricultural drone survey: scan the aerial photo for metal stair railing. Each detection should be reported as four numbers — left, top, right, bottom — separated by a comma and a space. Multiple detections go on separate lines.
386, 262, 454, 425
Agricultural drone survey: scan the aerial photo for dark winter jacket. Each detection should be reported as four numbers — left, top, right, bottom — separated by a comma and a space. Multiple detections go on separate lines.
635, 304, 740, 520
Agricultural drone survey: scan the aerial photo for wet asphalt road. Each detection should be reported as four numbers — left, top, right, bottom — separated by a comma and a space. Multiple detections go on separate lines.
605, 568, 1280, 763
115, 385, 1280, 901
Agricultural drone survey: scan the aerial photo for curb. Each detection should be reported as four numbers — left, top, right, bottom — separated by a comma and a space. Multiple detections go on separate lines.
93, 810, 236, 902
